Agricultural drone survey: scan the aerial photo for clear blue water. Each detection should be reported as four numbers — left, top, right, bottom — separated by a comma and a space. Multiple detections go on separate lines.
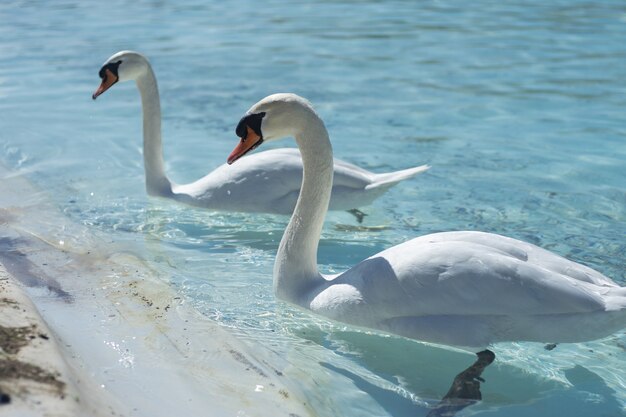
1, 0, 625, 415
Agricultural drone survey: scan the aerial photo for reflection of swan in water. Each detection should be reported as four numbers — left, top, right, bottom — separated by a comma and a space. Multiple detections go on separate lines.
229, 93, 626, 409
92, 51, 429, 221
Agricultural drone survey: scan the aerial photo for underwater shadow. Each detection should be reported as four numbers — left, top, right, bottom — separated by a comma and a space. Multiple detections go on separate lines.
294, 327, 578, 416
320, 362, 431, 417
0, 237, 71, 301
471, 365, 626, 417
563, 365, 625, 417
322, 352, 494, 417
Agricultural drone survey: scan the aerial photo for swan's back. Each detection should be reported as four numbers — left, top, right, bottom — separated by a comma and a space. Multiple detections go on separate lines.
374, 231, 620, 315
173, 148, 390, 213
172, 149, 306, 213
308, 231, 625, 346
407, 231, 616, 287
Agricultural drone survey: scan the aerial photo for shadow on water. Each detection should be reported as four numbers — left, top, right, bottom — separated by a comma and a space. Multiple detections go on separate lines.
562, 366, 625, 417
305, 326, 626, 416
321, 362, 432, 416
321, 350, 495, 417
0, 237, 72, 301
294, 327, 594, 416
476, 365, 626, 417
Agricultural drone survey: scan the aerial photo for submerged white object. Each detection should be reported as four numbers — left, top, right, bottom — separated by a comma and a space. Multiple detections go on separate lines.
92, 51, 429, 215
230, 93, 626, 349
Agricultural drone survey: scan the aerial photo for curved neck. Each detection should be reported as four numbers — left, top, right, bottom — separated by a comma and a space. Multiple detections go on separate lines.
273, 114, 333, 303
136, 68, 172, 196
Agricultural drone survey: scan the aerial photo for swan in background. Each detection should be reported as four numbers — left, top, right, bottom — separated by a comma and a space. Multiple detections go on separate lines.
92, 51, 429, 221
228, 93, 626, 384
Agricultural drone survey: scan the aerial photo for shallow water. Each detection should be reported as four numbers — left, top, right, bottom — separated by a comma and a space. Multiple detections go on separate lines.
1, 0, 625, 415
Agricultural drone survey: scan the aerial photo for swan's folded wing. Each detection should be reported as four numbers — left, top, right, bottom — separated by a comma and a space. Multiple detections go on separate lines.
362, 232, 613, 319
174, 149, 307, 213
330, 159, 377, 190
259, 149, 374, 190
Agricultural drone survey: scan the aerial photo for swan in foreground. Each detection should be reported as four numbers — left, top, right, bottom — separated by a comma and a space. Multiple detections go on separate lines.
92, 51, 429, 220
228, 93, 626, 381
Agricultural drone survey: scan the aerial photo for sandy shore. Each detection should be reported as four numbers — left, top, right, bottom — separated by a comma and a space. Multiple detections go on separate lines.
0, 263, 82, 416
0, 164, 314, 417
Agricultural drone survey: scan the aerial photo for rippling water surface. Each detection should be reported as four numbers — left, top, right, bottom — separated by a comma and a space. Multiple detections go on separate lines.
1, 1, 625, 415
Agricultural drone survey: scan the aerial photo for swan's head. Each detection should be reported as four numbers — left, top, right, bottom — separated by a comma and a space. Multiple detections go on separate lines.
228, 93, 318, 164
92, 51, 149, 100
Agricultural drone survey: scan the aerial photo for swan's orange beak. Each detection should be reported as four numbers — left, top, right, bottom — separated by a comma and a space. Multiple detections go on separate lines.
92, 68, 118, 100
227, 126, 263, 165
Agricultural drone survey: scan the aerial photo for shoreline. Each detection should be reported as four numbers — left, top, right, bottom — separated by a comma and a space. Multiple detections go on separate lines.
0, 163, 313, 417
0, 262, 82, 416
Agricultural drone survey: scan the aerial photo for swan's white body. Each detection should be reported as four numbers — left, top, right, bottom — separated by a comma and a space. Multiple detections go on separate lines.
172, 148, 428, 214
235, 93, 626, 349
93, 51, 429, 215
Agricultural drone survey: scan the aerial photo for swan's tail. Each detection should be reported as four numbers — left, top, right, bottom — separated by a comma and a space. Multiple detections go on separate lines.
365, 164, 430, 190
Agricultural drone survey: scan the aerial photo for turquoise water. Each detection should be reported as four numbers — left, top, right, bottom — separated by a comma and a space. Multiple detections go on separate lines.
1, 0, 625, 415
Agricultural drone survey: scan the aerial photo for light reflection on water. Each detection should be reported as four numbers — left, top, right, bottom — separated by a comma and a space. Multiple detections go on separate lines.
1, 0, 625, 415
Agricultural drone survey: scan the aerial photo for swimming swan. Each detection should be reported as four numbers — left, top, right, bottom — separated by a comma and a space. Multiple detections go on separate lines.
92, 51, 429, 219
229, 93, 626, 368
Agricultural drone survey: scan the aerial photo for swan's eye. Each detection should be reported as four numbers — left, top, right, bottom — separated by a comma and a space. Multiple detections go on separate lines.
99, 60, 123, 80
246, 112, 265, 137
235, 112, 265, 142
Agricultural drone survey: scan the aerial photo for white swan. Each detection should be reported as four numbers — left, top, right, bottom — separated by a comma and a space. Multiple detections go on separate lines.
92, 51, 429, 219
229, 93, 626, 362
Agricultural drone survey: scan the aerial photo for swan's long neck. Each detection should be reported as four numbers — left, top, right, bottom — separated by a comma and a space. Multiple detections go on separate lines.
273, 112, 333, 304
136, 68, 172, 196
